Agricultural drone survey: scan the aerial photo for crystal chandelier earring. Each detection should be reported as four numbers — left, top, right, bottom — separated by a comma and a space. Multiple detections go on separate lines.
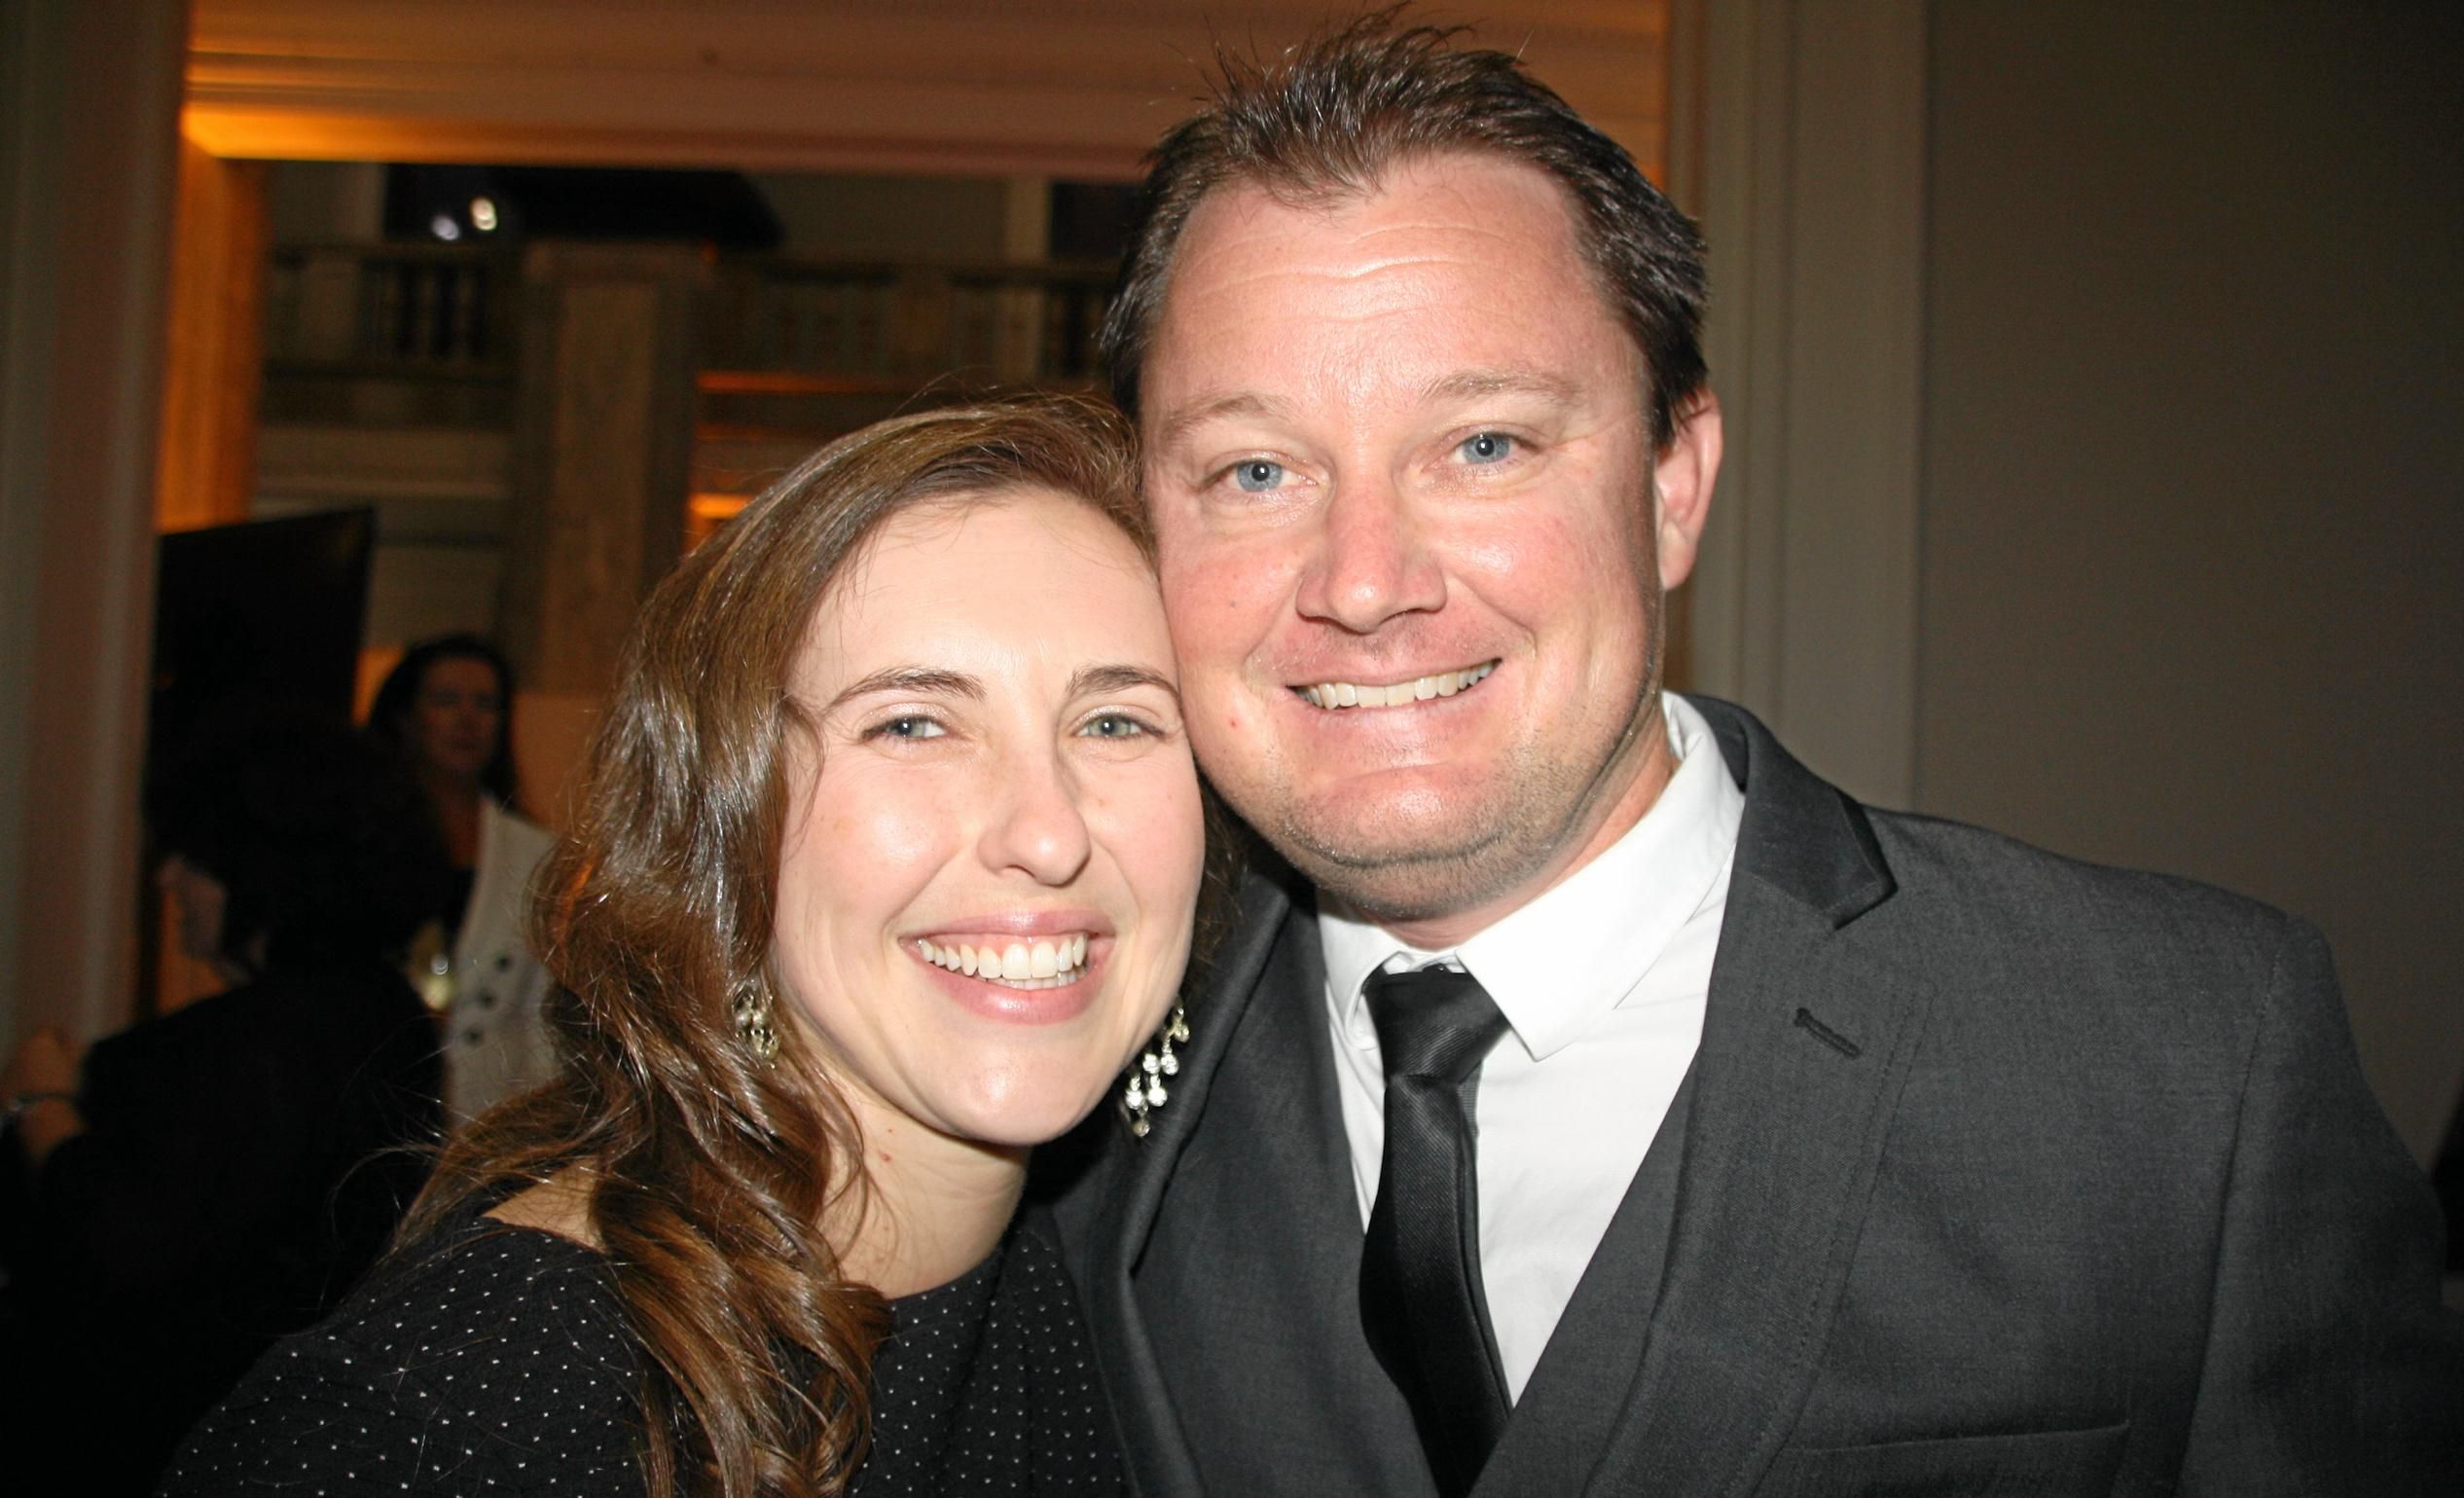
1123, 1004, 1191, 1138
732, 978, 779, 1063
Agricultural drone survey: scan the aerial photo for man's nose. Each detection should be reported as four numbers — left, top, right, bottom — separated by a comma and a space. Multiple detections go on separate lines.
1293, 474, 1445, 634
977, 751, 1094, 888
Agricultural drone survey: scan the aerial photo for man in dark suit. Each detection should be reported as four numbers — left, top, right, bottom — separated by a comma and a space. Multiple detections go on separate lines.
1046, 15, 2463, 1495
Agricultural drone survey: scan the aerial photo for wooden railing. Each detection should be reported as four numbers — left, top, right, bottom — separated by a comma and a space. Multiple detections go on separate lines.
263, 242, 518, 378
703, 256, 1116, 390
262, 245, 1116, 396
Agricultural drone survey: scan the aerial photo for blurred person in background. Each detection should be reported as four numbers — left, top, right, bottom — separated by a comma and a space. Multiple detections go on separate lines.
368, 634, 558, 1122
0, 710, 447, 1496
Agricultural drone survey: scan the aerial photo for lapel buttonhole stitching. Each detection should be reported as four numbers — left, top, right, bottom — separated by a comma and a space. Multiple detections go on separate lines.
1792, 1007, 1863, 1059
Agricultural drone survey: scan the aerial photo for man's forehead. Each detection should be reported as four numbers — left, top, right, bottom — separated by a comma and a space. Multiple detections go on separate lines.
1172, 150, 1578, 262
1138, 154, 1631, 440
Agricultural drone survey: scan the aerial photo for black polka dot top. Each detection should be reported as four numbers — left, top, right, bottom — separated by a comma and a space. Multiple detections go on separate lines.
159, 1203, 1123, 1496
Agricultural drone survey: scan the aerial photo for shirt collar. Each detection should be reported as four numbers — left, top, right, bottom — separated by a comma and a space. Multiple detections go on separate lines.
1319, 693, 1745, 1061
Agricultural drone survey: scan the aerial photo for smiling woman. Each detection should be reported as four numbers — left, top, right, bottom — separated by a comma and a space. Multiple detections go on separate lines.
162, 396, 1207, 1498
776, 492, 1203, 1173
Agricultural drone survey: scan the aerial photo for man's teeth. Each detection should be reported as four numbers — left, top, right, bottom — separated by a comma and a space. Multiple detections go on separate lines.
916, 932, 1092, 989
1298, 661, 1497, 710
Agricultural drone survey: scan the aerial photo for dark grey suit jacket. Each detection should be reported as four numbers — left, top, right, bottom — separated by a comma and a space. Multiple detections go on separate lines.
1043, 698, 2463, 1496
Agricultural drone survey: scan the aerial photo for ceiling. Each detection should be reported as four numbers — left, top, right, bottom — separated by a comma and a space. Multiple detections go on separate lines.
186, 0, 1669, 180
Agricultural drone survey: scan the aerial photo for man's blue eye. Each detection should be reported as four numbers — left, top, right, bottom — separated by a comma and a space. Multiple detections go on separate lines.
879, 716, 945, 740
1233, 460, 1286, 493
1460, 432, 1514, 464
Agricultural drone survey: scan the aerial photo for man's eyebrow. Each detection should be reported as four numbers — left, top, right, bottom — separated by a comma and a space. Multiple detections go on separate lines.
1421, 368, 1584, 407
1072, 664, 1181, 702
823, 667, 983, 713
1151, 392, 1296, 454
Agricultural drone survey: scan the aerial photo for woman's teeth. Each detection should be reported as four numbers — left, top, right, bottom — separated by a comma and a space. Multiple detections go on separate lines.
1299, 660, 1496, 710
917, 933, 1092, 989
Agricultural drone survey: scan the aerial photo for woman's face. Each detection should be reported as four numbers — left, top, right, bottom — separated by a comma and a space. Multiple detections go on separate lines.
772, 488, 1205, 1152
405, 655, 504, 785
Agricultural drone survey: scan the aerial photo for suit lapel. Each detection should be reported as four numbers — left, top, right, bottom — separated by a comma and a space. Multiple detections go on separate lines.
1105, 868, 1303, 1262
1580, 700, 1935, 1498
1064, 867, 1312, 1498
1140, 899, 1440, 1494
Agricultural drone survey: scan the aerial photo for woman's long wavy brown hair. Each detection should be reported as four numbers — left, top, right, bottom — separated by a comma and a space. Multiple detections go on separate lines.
397, 394, 1148, 1498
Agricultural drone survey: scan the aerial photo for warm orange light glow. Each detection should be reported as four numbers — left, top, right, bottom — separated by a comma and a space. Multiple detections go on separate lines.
355, 645, 404, 725
155, 131, 265, 535
687, 492, 752, 550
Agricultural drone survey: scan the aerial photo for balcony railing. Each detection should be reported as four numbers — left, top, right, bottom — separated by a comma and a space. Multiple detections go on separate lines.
264, 242, 518, 379
703, 256, 1116, 391
262, 244, 1115, 404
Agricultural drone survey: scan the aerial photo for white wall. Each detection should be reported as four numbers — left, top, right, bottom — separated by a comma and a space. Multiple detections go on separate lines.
1678, 0, 2463, 1161
1915, 2, 2464, 1158
1669, 0, 1927, 810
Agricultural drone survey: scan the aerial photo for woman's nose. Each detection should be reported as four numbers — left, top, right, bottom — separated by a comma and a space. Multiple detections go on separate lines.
977, 755, 1093, 887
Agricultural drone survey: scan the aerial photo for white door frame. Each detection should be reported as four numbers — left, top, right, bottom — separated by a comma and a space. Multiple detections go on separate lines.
1667, 0, 1928, 809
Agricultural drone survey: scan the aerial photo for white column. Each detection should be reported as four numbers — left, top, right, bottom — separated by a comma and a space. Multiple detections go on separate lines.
1666, 0, 1928, 809
0, 0, 191, 1045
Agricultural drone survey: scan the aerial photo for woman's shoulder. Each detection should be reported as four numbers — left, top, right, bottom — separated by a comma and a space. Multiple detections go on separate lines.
380, 1194, 624, 1341
161, 1202, 644, 1494
856, 1209, 1122, 1495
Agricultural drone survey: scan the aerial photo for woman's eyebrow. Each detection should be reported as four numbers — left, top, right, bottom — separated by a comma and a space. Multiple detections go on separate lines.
824, 667, 983, 713
1072, 665, 1180, 702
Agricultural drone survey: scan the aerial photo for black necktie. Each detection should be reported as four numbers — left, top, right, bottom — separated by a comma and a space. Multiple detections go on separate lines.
1359, 966, 1514, 1498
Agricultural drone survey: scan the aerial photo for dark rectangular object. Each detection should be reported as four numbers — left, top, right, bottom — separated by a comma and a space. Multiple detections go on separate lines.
149, 508, 375, 751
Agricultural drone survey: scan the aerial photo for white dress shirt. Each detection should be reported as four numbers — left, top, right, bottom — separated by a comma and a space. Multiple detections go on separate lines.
1319, 692, 1745, 1401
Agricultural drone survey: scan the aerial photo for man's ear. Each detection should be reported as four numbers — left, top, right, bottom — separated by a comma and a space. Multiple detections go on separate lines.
1652, 390, 1722, 592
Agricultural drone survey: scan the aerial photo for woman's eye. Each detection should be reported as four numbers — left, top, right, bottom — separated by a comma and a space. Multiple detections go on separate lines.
870, 715, 946, 742
1230, 459, 1286, 493
1458, 431, 1515, 464
1078, 712, 1151, 741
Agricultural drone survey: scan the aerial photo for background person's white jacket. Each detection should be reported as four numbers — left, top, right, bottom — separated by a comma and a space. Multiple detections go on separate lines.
438, 798, 558, 1123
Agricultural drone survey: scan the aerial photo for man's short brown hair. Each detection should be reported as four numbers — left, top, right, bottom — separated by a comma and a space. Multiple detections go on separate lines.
1101, 6, 1709, 446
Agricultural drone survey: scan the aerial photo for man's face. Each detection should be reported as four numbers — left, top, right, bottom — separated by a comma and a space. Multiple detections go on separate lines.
1140, 153, 1719, 943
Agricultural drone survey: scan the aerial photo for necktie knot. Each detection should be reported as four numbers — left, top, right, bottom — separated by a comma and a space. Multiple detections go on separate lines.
1363, 966, 1509, 1083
